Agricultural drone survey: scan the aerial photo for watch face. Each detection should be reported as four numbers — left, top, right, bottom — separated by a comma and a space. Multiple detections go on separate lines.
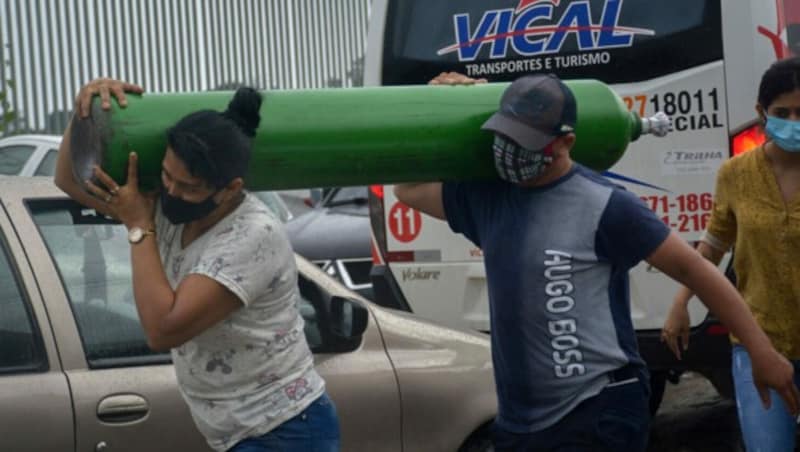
129, 228, 143, 243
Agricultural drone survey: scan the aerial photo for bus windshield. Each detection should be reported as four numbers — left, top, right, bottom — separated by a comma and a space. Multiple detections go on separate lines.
381, 0, 722, 85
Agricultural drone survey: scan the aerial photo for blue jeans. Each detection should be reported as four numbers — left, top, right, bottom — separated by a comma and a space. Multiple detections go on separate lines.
732, 345, 800, 452
228, 393, 340, 452
492, 367, 651, 452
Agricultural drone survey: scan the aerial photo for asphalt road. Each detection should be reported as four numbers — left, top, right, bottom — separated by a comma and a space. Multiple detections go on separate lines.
647, 372, 743, 452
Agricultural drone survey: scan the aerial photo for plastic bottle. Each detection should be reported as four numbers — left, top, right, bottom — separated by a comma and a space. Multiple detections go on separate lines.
69, 81, 670, 191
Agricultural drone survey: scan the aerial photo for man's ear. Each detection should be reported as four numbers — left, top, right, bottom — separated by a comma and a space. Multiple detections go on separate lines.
555, 133, 576, 156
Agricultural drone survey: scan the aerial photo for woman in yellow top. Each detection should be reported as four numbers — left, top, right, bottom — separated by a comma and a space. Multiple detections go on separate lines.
662, 56, 800, 451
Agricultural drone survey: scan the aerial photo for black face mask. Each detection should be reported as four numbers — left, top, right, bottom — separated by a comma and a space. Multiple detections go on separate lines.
160, 190, 219, 225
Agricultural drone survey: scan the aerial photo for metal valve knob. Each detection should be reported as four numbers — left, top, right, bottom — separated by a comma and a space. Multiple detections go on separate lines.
641, 112, 672, 137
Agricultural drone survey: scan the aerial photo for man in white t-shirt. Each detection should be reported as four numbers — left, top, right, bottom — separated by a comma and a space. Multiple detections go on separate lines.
55, 78, 340, 452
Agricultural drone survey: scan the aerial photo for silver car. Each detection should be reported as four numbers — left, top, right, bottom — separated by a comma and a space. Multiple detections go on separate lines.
0, 177, 496, 452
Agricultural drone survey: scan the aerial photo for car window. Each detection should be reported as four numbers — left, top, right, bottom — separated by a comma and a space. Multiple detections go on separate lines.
0, 145, 36, 175
0, 234, 46, 373
33, 149, 58, 176
28, 200, 329, 365
30, 201, 167, 368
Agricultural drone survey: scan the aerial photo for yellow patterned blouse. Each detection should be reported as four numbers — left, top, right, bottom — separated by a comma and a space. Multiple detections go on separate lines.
702, 145, 800, 358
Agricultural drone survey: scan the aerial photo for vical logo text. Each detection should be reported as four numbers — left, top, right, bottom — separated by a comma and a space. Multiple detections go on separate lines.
437, 0, 655, 62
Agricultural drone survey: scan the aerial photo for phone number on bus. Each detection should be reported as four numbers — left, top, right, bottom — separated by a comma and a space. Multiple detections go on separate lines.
623, 88, 723, 132
640, 193, 713, 233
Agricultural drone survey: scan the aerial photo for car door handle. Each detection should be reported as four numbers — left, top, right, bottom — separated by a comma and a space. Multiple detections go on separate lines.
97, 394, 150, 423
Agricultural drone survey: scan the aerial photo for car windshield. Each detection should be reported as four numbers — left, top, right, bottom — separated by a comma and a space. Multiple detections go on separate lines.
382, 0, 721, 84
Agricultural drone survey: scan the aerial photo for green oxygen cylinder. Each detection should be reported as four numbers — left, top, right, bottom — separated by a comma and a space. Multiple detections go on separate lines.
69, 81, 671, 191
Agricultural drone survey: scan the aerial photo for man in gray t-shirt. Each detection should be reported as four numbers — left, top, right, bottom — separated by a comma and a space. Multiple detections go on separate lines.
442, 166, 668, 437
395, 72, 799, 451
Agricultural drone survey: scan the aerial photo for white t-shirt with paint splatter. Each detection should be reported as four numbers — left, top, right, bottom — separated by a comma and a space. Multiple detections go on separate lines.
155, 193, 325, 451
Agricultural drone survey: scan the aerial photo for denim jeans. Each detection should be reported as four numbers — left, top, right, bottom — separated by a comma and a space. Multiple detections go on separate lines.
732, 345, 800, 452
228, 393, 340, 452
491, 368, 651, 452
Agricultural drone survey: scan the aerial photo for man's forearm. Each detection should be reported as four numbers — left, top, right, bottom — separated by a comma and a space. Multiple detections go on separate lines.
673, 241, 727, 307
682, 256, 772, 353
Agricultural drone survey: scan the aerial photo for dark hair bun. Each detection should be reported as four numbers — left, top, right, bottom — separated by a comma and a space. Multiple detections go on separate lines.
223, 87, 262, 137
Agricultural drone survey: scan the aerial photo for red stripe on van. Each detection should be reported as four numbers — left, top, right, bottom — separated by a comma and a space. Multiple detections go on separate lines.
385, 251, 415, 262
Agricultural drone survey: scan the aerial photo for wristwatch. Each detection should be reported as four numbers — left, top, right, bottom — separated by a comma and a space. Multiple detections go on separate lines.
128, 226, 155, 244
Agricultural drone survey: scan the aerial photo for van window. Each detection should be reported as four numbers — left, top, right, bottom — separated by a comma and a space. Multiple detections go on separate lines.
382, 0, 722, 85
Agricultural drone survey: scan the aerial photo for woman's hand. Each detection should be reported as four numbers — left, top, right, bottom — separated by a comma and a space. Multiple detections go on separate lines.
660, 299, 691, 360
85, 152, 155, 230
56, 78, 145, 218
74, 78, 144, 118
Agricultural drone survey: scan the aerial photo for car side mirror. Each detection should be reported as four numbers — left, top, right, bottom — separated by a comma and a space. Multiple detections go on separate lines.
329, 296, 368, 339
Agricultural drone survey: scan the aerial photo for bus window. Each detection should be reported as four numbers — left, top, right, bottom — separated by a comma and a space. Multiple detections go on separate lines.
783, 0, 800, 56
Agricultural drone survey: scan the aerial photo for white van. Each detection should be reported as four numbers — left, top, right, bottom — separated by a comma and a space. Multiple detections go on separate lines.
364, 0, 799, 411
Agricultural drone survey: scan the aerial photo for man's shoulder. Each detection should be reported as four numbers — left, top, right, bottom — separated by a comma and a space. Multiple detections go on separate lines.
571, 164, 621, 190
444, 179, 509, 192
441, 179, 512, 209
572, 168, 653, 225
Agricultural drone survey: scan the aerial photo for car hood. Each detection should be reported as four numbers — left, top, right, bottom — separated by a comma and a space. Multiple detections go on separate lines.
285, 208, 370, 260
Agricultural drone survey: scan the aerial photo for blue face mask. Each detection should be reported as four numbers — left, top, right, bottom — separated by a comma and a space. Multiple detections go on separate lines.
765, 116, 800, 152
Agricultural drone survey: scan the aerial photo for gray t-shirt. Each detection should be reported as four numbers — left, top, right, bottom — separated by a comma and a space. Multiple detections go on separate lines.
155, 193, 325, 451
442, 164, 670, 433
